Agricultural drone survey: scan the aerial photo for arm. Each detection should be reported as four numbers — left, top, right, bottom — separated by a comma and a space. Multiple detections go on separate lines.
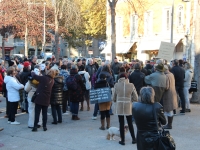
31, 72, 43, 82
12, 79, 24, 90
158, 106, 167, 125
131, 85, 138, 102
184, 71, 189, 82
112, 85, 117, 102
144, 74, 152, 85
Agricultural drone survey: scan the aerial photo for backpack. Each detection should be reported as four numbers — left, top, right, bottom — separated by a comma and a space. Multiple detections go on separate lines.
80, 74, 86, 84
66, 75, 78, 90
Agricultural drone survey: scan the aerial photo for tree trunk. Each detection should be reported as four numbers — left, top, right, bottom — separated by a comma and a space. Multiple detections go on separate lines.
191, 2, 200, 103
2, 38, 5, 60
55, 13, 59, 60
25, 23, 28, 57
109, 1, 117, 62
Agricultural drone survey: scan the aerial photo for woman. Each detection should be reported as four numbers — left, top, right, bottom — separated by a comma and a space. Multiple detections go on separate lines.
68, 65, 85, 120
162, 65, 178, 129
78, 65, 91, 111
50, 69, 64, 124
133, 87, 166, 150
184, 62, 193, 112
98, 65, 114, 87
31, 69, 55, 132
4, 67, 24, 125
25, 65, 42, 128
95, 74, 111, 130
113, 73, 138, 145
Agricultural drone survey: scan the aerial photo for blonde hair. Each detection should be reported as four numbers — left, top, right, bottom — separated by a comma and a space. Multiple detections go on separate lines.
184, 62, 193, 70
47, 69, 56, 78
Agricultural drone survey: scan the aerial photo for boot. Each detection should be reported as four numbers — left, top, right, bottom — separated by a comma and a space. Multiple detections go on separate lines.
99, 119, 105, 130
71, 115, 75, 120
106, 118, 110, 129
74, 116, 80, 120
163, 116, 173, 129
0, 128, 4, 131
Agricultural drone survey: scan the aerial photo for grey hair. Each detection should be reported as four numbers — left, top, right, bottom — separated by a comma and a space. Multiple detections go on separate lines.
156, 59, 164, 65
71, 65, 78, 70
140, 87, 155, 104
104, 60, 111, 65
34, 65, 40, 69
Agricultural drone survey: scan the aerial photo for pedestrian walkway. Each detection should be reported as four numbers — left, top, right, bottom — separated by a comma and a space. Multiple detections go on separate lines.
0, 96, 200, 150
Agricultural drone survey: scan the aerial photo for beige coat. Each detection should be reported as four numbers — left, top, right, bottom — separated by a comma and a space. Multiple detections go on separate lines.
113, 78, 138, 116
162, 71, 178, 112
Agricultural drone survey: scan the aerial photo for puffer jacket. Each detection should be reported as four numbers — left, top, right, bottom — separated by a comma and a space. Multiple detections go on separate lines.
50, 76, 64, 105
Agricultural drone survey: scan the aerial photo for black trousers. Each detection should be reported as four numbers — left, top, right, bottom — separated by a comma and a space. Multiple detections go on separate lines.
176, 86, 185, 112
51, 104, 62, 123
8, 102, 18, 122
118, 115, 136, 142
34, 104, 48, 128
6, 96, 10, 115
62, 91, 69, 113
100, 110, 110, 120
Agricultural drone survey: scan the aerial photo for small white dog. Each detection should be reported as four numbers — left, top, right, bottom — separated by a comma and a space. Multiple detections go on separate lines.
106, 125, 129, 140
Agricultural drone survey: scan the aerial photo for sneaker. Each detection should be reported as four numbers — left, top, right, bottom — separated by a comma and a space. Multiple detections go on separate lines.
7, 121, 11, 124
92, 116, 97, 120
10, 121, 20, 125
62, 112, 69, 115
180, 110, 185, 115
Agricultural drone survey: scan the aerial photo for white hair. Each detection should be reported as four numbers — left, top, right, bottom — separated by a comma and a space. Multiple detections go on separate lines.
86, 58, 93, 66
140, 87, 155, 104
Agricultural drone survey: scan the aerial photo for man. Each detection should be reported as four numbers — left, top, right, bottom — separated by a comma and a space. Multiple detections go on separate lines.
77, 59, 82, 70
145, 63, 168, 102
85, 58, 97, 82
30, 56, 37, 71
171, 59, 186, 114
144, 60, 153, 75
111, 57, 121, 82
82, 58, 86, 68
129, 63, 145, 95
92, 58, 99, 70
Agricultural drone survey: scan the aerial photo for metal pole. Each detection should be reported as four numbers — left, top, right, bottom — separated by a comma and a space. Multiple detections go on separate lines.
170, 0, 174, 43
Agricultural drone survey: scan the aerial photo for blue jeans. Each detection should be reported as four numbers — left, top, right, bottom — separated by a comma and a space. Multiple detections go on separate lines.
70, 102, 79, 116
93, 103, 99, 117
51, 104, 62, 122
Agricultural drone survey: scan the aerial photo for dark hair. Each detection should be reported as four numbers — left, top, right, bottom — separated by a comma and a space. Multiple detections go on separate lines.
173, 59, 179, 66
119, 73, 127, 79
119, 67, 125, 73
100, 73, 106, 80
77, 59, 81, 63
179, 59, 184, 65
134, 63, 141, 70
82, 58, 86, 61
147, 60, 150, 63
67, 63, 71, 69
102, 65, 112, 75
61, 65, 67, 70
79, 65, 85, 71
7, 67, 15, 76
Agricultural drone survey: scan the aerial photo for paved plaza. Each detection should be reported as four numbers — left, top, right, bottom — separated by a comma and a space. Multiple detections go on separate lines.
0, 96, 200, 150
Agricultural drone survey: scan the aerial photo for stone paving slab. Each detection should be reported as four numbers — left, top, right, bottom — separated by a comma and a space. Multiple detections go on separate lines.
0, 96, 200, 150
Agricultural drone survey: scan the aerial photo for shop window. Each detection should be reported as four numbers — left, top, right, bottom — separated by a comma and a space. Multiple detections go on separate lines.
144, 11, 153, 36
130, 14, 138, 40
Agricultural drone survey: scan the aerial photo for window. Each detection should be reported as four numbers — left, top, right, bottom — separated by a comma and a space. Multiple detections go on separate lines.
144, 11, 153, 36
167, 10, 170, 30
177, 5, 184, 28
162, 8, 171, 32
116, 17, 123, 39
130, 14, 138, 40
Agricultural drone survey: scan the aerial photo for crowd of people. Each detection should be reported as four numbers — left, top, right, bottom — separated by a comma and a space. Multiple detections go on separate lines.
0, 55, 194, 149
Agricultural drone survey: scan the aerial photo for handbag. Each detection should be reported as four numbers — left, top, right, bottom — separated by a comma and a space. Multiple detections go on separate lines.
153, 104, 176, 150
189, 80, 197, 93
31, 92, 39, 103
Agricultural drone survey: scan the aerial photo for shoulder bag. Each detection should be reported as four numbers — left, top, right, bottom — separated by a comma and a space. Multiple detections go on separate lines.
153, 104, 176, 150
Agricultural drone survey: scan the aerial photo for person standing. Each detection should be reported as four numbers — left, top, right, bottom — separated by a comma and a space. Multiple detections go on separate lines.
85, 58, 97, 82
171, 59, 186, 114
30, 56, 37, 71
78, 65, 91, 111
183, 62, 193, 112
113, 73, 138, 145
68, 65, 85, 120
133, 87, 166, 150
4, 67, 24, 125
162, 65, 178, 129
95, 74, 111, 130
129, 63, 145, 95
50, 69, 64, 124
145, 63, 168, 102
31, 69, 55, 132
111, 57, 121, 82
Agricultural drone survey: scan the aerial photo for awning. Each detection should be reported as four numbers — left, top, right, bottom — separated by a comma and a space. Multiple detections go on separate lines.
136, 39, 181, 51
101, 42, 134, 54
0, 47, 14, 51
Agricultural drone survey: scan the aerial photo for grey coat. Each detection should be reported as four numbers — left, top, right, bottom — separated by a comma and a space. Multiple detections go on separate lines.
162, 71, 178, 112
145, 71, 168, 102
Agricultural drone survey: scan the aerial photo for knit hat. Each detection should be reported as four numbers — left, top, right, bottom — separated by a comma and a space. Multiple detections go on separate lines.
155, 64, 164, 72
8, 60, 14, 67
23, 61, 30, 68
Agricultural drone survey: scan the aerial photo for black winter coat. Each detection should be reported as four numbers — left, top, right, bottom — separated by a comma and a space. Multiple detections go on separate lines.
85, 64, 97, 80
129, 70, 145, 95
69, 69, 85, 103
133, 102, 166, 150
50, 76, 64, 105
32, 73, 54, 106
111, 62, 121, 74
171, 65, 185, 87
19, 68, 31, 85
